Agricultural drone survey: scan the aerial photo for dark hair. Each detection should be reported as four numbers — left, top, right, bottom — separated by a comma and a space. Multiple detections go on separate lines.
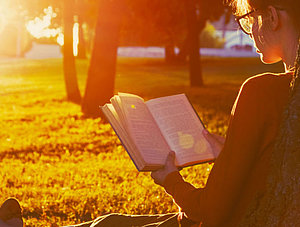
238, 39, 300, 227
225, 1, 300, 225
227, 0, 300, 30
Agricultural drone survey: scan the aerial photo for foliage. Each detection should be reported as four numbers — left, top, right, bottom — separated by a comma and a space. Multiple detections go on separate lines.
0, 57, 284, 226
200, 22, 225, 49
120, 0, 186, 47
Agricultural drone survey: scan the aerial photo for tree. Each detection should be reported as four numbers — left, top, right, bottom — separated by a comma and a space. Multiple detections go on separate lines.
121, 0, 225, 86
62, 0, 81, 104
239, 46, 300, 226
81, 0, 125, 117
184, 0, 225, 86
185, 0, 204, 86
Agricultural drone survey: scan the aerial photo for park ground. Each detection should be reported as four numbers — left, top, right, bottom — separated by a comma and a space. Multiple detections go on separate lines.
0, 57, 283, 226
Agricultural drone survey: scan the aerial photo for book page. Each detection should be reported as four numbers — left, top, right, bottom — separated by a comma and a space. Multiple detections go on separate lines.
118, 93, 170, 164
111, 95, 129, 134
146, 94, 214, 166
101, 104, 143, 169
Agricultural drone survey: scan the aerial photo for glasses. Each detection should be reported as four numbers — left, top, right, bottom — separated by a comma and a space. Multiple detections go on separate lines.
236, 7, 285, 35
235, 9, 257, 35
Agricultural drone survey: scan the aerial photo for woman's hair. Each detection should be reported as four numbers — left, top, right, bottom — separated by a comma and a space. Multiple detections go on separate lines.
227, 0, 300, 72
227, 0, 300, 30
226, 1, 300, 225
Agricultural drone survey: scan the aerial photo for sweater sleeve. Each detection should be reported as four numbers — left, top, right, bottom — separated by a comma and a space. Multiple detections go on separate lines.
163, 77, 264, 226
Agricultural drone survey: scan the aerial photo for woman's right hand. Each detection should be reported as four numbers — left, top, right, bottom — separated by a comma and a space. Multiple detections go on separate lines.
202, 130, 225, 158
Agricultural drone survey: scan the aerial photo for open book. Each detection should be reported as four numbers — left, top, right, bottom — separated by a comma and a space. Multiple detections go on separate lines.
101, 93, 216, 171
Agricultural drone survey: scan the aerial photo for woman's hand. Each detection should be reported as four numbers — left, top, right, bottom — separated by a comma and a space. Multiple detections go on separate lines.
151, 151, 179, 187
202, 129, 225, 158
151, 130, 225, 186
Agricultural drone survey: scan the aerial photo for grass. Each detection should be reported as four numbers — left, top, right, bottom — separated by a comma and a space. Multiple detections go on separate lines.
0, 56, 284, 226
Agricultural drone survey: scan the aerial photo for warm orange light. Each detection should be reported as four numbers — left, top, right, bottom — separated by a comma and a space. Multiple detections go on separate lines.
236, 0, 251, 15
73, 22, 79, 57
55, 22, 79, 56
26, 6, 79, 56
26, 6, 61, 39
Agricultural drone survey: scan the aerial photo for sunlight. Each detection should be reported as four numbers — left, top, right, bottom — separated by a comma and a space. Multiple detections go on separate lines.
26, 6, 61, 39
236, 0, 251, 15
0, 13, 4, 33
73, 22, 79, 57
26, 6, 79, 56
0, 0, 11, 33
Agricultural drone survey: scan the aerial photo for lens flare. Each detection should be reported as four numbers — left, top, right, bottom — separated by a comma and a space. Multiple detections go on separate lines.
26, 6, 79, 56
26, 6, 61, 39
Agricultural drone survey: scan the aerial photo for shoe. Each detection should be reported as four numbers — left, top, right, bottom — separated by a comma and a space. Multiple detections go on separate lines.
0, 198, 23, 226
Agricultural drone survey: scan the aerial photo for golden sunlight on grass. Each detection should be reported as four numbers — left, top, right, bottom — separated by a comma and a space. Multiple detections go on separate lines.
0, 57, 283, 226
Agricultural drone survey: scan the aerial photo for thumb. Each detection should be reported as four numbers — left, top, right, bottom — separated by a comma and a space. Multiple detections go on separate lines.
166, 151, 176, 163
202, 129, 219, 146
202, 129, 213, 140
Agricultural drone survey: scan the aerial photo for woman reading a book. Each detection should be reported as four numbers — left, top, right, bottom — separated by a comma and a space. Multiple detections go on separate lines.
0, 0, 299, 226
64, 0, 299, 225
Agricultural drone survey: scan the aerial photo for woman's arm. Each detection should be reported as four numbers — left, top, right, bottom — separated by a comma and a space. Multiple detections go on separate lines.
151, 77, 263, 226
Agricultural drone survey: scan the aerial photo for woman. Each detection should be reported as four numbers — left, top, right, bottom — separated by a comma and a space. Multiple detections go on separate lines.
1, 0, 299, 226
151, 0, 299, 226
69, 0, 299, 225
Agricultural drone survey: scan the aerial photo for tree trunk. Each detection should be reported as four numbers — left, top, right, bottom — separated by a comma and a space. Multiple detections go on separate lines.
81, 0, 124, 117
63, 0, 81, 104
165, 44, 176, 63
239, 44, 300, 226
77, 15, 87, 59
185, 0, 205, 87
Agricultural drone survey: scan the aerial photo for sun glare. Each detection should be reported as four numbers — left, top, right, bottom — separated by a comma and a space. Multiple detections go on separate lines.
236, 0, 251, 15
0, 13, 3, 33
26, 6, 61, 40
73, 22, 79, 57
26, 6, 79, 56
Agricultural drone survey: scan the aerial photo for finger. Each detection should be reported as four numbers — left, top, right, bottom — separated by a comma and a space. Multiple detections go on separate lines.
150, 171, 155, 180
165, 151, 176, 165
151, 171, 161, 185
168, 151, 175, 159
202, 130, 213, 141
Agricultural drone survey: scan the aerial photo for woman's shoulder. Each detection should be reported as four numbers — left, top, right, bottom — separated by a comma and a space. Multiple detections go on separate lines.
241, 72, 292, 92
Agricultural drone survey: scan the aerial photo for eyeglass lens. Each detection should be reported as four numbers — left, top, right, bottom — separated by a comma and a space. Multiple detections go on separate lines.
239, 16, 254, 34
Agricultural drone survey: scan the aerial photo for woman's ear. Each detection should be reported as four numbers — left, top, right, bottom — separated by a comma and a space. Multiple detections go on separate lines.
266, 6, 280, 31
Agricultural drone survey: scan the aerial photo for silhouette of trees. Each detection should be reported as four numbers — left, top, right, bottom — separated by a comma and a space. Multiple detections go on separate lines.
81, 0, 125, 117
63, 0, 81, 104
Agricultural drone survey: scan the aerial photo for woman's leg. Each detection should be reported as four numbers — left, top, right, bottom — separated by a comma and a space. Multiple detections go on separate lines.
66, 213, 179, 227
65, 213, 199, 227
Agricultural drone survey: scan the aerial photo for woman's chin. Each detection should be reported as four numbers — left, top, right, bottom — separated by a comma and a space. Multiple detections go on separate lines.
259, 54, 281, 65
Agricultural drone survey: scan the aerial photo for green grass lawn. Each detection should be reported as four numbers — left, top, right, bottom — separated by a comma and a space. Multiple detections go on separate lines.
0, 57, 284, 226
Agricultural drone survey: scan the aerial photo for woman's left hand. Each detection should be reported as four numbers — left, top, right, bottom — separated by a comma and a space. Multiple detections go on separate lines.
151, 151, 179, 187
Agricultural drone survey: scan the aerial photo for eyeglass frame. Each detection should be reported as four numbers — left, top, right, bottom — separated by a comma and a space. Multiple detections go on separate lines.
235, 7, 285, 35
235, 9, 258, 35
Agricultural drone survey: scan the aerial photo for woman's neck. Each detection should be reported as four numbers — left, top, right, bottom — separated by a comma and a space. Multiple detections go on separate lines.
282, 36, 298, 72
281, 26, 299, 72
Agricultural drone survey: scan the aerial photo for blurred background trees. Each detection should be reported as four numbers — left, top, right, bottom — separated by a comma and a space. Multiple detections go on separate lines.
0, 0, 227, 116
